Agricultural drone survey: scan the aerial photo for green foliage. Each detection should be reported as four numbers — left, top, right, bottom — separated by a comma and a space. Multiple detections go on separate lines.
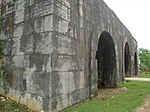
0, 95, 30, 112
139, 48, 150, 71
139, 72, 150, 78
62, 81, 150, 112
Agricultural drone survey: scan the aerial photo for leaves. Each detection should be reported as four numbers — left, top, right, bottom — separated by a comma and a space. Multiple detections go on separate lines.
139, 48, 150, 71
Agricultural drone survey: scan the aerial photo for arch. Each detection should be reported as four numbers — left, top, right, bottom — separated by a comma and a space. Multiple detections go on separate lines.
124, 42, 131, 77
96, 31, 117, 88
134, 52, 138, 76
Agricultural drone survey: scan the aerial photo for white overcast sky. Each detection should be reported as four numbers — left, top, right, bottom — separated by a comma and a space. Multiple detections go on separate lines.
103, 0, 150, 50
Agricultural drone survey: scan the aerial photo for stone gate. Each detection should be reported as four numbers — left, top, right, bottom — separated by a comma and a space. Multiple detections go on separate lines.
0, 0, 138, 111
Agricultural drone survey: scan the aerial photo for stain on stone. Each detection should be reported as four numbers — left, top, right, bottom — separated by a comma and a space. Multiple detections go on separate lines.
51, 72, 61, 97
71, 90, 79, 104
42, 95, 50, 111
34, 71, 50, 96
29, 54, 49, 72
23, 79, 27, 92
12, 71, 25, 92
51, 98, 58, 111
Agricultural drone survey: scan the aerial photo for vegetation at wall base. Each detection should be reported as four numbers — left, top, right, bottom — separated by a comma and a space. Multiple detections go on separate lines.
62, 81, 150, 112
0, 78, 150, 111
0, 95, 30, 112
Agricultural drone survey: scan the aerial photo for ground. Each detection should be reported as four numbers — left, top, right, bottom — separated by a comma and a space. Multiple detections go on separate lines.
0, 95, 31, 112
134, 94, 150, 112
0, 73, 150, 112
126, 77, 150, 112
98, 85, 150, 112
97, 87, 128, 100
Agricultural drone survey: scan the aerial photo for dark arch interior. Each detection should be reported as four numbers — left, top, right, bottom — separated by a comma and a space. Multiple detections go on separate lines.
134, 52, 138, 76
124, 43, 131, 77
96, 31, 116, 88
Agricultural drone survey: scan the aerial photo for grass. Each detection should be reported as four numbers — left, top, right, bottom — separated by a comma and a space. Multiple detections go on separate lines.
0, 95, 30, 112
0, 72, 150, 112
62, 81, 150, 112
139, 72, 150, 78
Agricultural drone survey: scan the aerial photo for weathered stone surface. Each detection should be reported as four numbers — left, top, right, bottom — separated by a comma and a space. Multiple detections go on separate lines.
0, 0, 138, 111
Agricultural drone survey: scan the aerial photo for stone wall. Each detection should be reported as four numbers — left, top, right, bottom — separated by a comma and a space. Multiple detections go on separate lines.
0, 0, 138, 111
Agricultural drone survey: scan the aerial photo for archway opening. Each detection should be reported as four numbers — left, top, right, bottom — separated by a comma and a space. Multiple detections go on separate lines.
124, 42, 131, 77
96, 31, 116, 88
134, 52, 138, 76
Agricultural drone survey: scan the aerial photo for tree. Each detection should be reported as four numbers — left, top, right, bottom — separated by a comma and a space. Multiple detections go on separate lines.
139, 48, 150, 71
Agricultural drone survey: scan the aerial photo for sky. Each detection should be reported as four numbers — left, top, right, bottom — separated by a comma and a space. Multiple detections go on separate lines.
103, 0, 150, 50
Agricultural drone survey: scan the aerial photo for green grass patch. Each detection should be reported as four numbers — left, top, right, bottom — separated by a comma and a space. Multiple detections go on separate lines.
62, 81, 150, 112
0, 81, 150, 112
0, 95, 30, 112
139, 72, 150, 78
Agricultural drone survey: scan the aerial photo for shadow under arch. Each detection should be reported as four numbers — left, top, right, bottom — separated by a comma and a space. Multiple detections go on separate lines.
134, 52, 138, 76
96, 31, 117, 88
124, 42, 131, 77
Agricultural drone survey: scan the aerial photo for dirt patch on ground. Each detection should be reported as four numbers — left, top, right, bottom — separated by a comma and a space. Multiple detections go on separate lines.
97, 87, 128, 100
97, 86, 150, 112
134, 94, 150, 112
